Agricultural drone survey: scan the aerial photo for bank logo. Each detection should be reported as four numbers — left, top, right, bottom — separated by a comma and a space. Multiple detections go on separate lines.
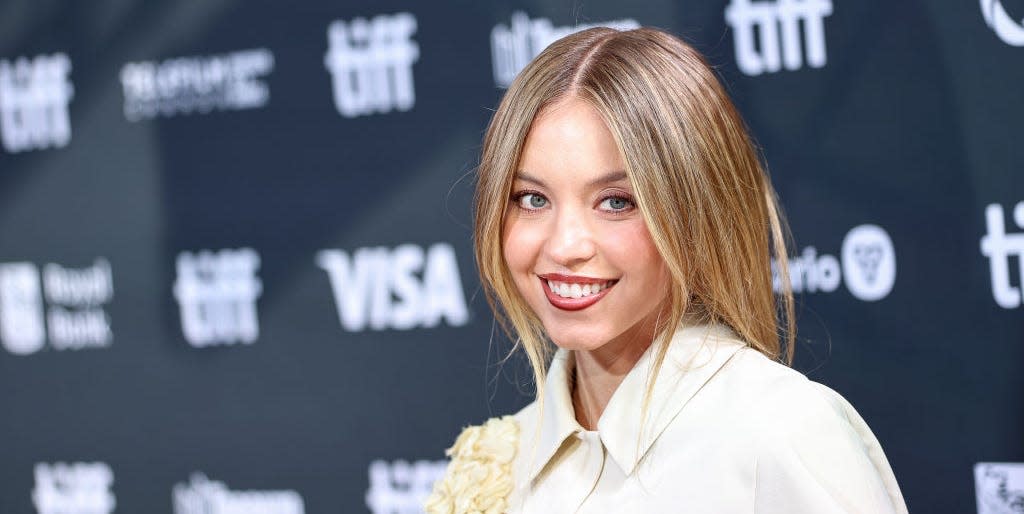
975, 463, 1024, 514
32, 462, 116, 514
324, 12, 419, 118
490, 12, 640, 88
173, 473, 304, 514
0, 263, 46, 354
981, 0, 1024, 46
120, 48, 273, 122
365, 459, 447, 514
773, 224, 897, 301
0, 259, 114, 356
981, 202, 1024, 309
724, 0, 833, 76
173, 248, 262, 347
0, 53, 73, 153
316, 243, 469, 332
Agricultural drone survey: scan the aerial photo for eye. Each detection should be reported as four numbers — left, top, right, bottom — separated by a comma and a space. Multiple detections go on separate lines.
515, 192, 548, 210
599, 195, 634, 212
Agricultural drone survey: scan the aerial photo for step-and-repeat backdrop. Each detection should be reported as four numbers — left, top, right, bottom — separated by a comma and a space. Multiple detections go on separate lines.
0, 1, 1021, 513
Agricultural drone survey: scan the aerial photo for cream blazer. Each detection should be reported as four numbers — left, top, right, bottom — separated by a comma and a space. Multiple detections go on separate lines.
507, 323, 909, 513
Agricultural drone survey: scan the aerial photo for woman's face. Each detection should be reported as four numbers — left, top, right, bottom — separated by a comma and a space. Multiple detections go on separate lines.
503, 97, 671, 354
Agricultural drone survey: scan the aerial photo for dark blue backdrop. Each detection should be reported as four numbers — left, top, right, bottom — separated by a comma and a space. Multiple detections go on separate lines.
0, 1, 1021, 513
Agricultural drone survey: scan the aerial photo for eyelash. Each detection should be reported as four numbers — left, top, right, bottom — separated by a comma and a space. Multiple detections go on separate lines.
510, 190, 636, 215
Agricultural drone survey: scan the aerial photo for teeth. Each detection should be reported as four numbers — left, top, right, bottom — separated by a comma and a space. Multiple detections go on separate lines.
546, 280, 614, 299
570, 284, 582, 298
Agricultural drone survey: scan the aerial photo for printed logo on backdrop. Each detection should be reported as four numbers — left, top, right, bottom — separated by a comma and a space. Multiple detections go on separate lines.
980, 202, 1024, 309
120, 49, 273, 121
173, 473, 304, 514
365, 459, 446, 514
490, 12, 639, 88
0, 259, 113, 356
173, 248, 263, 347
772, 224, 897, 301
981, 0, 1024, 46
32, 462, 116, 514
0, 53, 73, 153
724, 0, 833, 76
974, 463, 1024, 514
324, 12, 419, 118
316, 243, 469, 331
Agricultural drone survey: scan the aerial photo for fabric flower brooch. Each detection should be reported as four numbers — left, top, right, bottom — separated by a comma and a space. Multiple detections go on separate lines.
424, 416, 519, 514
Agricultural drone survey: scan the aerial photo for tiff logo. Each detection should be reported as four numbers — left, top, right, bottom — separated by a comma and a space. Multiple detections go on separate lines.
724, 0, 833, 76
32, 462, 116, 514
365, 460, 446, 514
490, 12, 639, 88
980, 202, 1024, 309
0, 53, 74, 153
173, 248, 262, 347
324, 12, 419, 118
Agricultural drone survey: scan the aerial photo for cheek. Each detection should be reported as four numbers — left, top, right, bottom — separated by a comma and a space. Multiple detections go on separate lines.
502, 217, 541, 277
607, 221, 655, 258
608, 222, 670, 285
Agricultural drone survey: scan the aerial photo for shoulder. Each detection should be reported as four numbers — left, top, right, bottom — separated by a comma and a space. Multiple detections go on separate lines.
511, 399, 540, 432
707, 346, 860, 431
715, 347, 885, 466
685, 347, 873, 465
712, 348, 907, 513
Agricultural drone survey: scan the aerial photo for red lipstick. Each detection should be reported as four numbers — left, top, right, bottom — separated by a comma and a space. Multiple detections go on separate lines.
538, 274, 617, 311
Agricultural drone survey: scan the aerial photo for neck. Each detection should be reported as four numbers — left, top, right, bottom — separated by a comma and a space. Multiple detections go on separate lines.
570, 329, 655, 431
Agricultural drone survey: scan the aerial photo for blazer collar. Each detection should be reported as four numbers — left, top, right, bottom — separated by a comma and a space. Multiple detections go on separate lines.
526, 321, 746, 482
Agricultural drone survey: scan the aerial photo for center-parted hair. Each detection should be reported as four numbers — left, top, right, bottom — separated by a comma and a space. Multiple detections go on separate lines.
474, 27, 795, 396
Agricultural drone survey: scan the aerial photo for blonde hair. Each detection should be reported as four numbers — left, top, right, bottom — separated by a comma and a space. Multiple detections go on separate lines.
474, 27, 795, 399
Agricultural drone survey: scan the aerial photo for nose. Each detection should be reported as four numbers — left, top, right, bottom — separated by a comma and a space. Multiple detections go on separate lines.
545, 206, 597, 269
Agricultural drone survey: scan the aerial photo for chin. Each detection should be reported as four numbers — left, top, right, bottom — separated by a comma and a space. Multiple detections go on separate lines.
542, 322, 616, 352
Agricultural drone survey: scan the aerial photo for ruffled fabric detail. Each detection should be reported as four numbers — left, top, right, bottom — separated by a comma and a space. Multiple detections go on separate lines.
424, 416, 519, 514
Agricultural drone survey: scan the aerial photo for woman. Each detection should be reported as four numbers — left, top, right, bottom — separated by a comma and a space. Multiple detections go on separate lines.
426, 26, 908, 513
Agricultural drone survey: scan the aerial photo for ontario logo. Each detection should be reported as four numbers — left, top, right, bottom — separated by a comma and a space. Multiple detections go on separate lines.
981, 0, 1024, 46
772, 224, 897, 301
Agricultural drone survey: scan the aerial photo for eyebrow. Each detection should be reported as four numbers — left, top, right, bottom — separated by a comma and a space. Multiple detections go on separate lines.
514, 170, 629, 188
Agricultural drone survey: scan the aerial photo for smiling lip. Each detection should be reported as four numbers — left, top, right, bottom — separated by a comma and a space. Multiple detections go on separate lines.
538, 273, 617, 311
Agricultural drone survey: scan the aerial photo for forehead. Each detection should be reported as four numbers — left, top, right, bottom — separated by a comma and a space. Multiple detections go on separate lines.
517, 97, 626, 187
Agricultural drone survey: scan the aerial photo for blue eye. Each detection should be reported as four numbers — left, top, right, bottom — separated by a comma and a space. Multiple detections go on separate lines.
517, 193, 548, 209
600, 196, 634, 211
